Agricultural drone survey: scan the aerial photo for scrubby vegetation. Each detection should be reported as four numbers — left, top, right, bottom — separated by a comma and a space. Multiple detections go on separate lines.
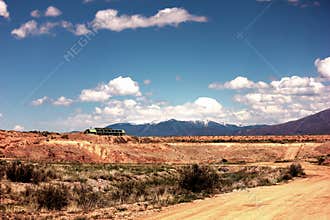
288, 163, 305, 177
3, 160, 57, 184
316, 155, 330, 166
26, 184, 70, 210
0, 160, 5, 180
179, 164, 219, 193
0, 160, 305, 218
73, 184, 106, 211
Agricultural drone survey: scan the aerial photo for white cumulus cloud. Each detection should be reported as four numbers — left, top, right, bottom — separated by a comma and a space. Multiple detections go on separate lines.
80, 89, 111, 102
0, 0, 9, 18
210, 57, 330, 124
31, 96, 49, 106
11, 20, 60, 39
270, 76, 325, 95
230, 75, 330, 124
315, 57, 330, 80
52, 96, 74, 106
30, 9, 41, 18
56, 97, 226, 130
74, 24, 91, 36
11, 20, 81, 39
13, 125, 25, 131
12, 7, 206, 39
11, 20, 38, 39
92, 7, 207, 32
194, 97, 223, 114
79, 76, 141, 102
209, 76, 268, 90
107, 76, 141, 96
45, 6, 62, 17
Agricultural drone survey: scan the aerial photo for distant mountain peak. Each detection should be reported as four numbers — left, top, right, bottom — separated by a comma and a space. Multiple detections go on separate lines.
106, 108, 330, 136
241, 108, 330, 135
107, 119, 243, 136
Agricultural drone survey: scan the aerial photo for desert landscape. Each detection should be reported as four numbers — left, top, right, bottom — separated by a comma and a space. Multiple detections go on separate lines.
1, 0, 330, 219
1, 130, 330, 219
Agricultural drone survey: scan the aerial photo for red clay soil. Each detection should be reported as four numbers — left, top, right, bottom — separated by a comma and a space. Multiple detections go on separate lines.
1, 130, 330, 164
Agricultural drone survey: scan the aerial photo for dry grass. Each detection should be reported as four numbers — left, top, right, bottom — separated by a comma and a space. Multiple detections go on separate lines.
0, 160, 304, 219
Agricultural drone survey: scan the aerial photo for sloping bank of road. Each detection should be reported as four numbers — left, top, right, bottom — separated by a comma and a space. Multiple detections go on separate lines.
139, 163, 330, 220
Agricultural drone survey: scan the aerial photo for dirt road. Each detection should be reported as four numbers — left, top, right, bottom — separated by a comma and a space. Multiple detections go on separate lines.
140, 163, 330, 220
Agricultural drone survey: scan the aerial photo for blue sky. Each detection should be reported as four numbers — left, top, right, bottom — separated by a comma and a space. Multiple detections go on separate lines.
0, 0, 329, 131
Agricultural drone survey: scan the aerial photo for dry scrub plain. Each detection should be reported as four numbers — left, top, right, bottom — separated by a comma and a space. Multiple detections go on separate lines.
141, 162, 330, 220
0, 130, 330, 219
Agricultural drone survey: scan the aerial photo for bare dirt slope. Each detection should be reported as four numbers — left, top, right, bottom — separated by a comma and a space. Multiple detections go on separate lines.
140, 163, 330, 220
1, 131, 330, 164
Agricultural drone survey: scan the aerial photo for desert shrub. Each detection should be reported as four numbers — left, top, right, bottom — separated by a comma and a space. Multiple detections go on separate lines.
45, 168, 58, 180
61, 134, 69, 139
317, 156, 326, 165
221, 159, 228, 163
5, 161, 56, 184
219, 166, 292, 189
288, 163, 305, 177
219, 169, 251, 190
111, 174, 179, 205
0, 160, 6, 180
173, 193, 199, 204
0, 170, 4, 180
35, 184, 69, 210
280, 173, 292, 181
6, 161, 37, 183
0, 183, 11, 202
112, 180, 147, 203
41, 131, 51, 137
257, 178, 272, 186
97, 173, 113, 181
73, 184, 104, 210
220, 169, 248, 183
179, 164, 219, 193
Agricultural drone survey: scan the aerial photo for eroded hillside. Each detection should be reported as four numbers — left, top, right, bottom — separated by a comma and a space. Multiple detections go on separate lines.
1, 130, 329, 164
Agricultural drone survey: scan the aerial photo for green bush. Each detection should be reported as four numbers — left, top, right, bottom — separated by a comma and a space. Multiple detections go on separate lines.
36, 184, 69, 210
179, 164, 219, 193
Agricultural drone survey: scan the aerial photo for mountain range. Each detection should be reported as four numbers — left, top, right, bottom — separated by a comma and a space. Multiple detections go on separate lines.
107, 108, 330, 136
